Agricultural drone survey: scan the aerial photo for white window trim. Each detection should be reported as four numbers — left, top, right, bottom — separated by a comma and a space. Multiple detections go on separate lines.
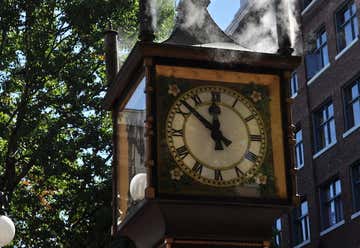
313, 140, 337, 159
301, 0, 318, 16
295, 162, 305, 170
307, 63, 331, 86
293, 239, 311, 248
351, 210, 360, 220
343, 123, 360, 138
291, 92, 298, 99
320, 219, 345, 236
335, 37, 359, 61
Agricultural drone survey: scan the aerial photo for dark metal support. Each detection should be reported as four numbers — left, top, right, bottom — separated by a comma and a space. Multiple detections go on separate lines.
139, 0, 155, 42
275, 0, 294, 55
104, 28, 119, 86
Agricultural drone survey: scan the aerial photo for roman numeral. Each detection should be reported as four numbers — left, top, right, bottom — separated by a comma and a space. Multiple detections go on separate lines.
235, 166, 244, 177
192, 161, 203, 175
232, 98, 239, 108
171, 128, 184, 137
211, 91, 221, 102
250, 134, 262, 141
190, 94, 202, 105
245, 151, 258, 162
176, 145, 189, 159
245, 115, 255, 122
214, 169, 223, 181
176, 106, 190, 118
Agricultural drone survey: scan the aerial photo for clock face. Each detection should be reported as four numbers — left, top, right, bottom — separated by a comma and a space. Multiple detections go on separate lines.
166, 85, 266, 187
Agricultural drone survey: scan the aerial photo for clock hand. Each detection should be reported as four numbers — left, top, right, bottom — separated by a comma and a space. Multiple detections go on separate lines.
208, 103, 232, 150
180, 100, 213, 129
180, 100, 232, 148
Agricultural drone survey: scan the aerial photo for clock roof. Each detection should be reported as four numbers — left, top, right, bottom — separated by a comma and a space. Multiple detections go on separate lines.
164, 0, 249, 52
102, 0, 301, 110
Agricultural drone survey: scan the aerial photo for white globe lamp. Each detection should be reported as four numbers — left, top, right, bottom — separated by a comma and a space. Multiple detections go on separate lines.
0, 215, 15, 247
129, 173, 147, 201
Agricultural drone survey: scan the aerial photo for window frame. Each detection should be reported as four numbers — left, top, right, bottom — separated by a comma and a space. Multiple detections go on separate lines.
305, 27, 330, 81
295, 127, 304, 169
292, 200, 311, 246
320, 179, 344, 230
335, 1, 359, 52
312, 101, 337, 154
314, 28, 330, 69
290, 71, 299, 98
343, 78, 360, 131
351, 162, 360, 213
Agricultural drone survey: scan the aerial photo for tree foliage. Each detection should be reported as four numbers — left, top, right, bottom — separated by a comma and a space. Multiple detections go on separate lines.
0, 0, 174, 247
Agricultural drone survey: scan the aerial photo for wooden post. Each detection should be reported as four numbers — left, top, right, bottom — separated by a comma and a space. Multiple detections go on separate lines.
144, 57, 155, 199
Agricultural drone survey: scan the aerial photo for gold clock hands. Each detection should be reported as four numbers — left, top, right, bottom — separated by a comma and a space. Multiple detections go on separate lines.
180, 100, 232, 149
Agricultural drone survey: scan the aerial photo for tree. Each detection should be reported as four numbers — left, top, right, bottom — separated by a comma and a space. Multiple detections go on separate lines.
0, 0, 174, 247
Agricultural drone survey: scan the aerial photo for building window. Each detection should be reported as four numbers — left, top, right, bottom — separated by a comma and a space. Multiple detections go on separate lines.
295, 128, 304, 169
320, 179, 344, 229
336, 1, 359, 52
313, 102, 336, 153
351, 163, 360, 212
344, 79, 360, 130
293, 201, 310, 246
274, 218, 282, 247
305, 29, 329, 80
290, 71, 299, 97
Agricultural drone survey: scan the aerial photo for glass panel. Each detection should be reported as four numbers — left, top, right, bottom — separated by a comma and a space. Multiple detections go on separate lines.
301, 201, 308, 215
335, 180, 342, 195
117, 76, 146, 225
352, 3, 357, 14
276, 218, 282, 230
296, 130, 302, 142
323, 123, 330, 145
353, 101, 360, 126
352, 84, 359, 99
321, 32, 327, 43
345, 22, 354, 45
328, 103, 334, 117
345, 8, 351, 21
329, 119, 336, 143
329, 201, 336, 225
322, 45, 329, 66
354, 16, 359, 37
305, 53, 321, 79
329, 184, 335, 199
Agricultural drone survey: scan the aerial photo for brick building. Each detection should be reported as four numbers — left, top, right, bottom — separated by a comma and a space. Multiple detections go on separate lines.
229, 0, 360, 247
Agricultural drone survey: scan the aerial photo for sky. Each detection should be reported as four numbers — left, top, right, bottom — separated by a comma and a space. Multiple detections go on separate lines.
207, 0, 241, 30
175, 0, 241, 30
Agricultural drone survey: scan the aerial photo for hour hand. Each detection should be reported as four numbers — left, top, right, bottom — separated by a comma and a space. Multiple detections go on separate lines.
208, 103, 232, 150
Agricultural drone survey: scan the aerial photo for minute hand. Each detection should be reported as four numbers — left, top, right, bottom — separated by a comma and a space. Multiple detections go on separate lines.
180, 100, 212, 129
180, 100, 231, 145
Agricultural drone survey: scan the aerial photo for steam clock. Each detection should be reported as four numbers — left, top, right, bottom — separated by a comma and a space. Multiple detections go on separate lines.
104, 0, 301, 247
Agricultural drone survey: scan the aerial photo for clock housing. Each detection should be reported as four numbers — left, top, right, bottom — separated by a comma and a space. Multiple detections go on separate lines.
156, 66, 285, 199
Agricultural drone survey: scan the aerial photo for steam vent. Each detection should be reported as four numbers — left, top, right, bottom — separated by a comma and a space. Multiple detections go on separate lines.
104, 0, 301, 247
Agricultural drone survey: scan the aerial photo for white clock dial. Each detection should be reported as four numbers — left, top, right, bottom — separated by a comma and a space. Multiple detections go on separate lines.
166, 85, 266, 187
